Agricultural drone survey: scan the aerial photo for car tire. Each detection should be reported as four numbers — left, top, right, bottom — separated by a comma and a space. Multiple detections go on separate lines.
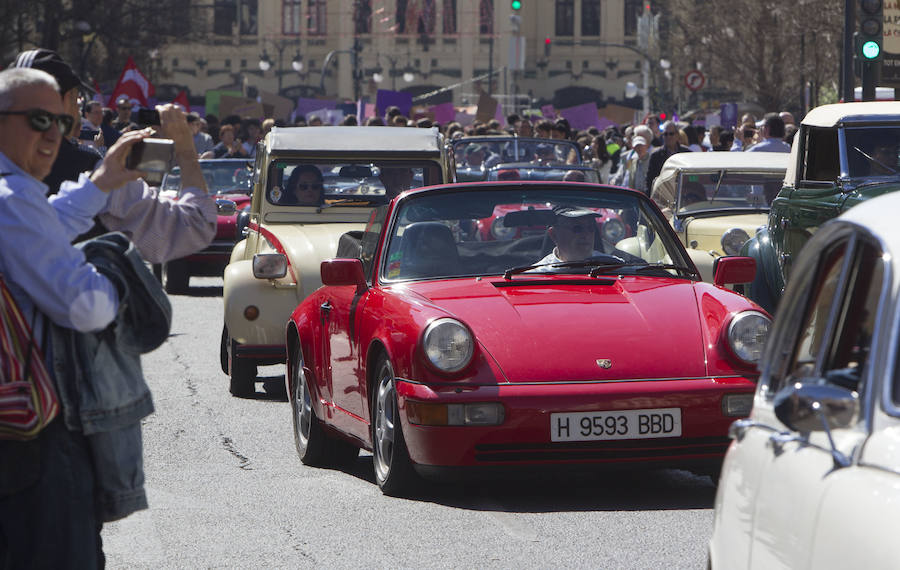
219, 326, 229, 375
224, 329, 257, 398
371, 356, 418, 495
164, 260, 190, 294
289, 342, 359, 467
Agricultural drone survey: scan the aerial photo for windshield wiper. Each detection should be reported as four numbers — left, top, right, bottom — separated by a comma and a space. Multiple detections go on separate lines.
503, 254, 626, 279
589, 263, 700, 279
852, 146, 899, 175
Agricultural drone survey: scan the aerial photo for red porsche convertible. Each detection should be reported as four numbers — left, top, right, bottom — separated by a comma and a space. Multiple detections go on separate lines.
284, 181, 769, 494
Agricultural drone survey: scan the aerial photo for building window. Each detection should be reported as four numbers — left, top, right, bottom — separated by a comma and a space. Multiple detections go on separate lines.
624, 0, 641, 36
582, 0, 600, 36
308, 0, 326, 35
214, 0, 236, 35
479, 0, 493, 35
443, 0, 457, 34
417, 0, 436, 34
239, 0, 258, 35
355, 0, 372, 34
396, 0, 408, 33
283, 0, 302, 35
555, 0, 573, 36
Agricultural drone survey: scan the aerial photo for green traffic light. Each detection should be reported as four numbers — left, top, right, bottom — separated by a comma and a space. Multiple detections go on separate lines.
862, 40, 881, 59
511, 0, 522, 9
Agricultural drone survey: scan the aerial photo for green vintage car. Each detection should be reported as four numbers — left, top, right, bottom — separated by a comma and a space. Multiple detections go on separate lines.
742, 102, 900, 313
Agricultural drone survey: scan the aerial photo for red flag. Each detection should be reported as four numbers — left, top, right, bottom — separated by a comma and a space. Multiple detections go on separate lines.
171, 90, 190, 111
108, 56, 155, 108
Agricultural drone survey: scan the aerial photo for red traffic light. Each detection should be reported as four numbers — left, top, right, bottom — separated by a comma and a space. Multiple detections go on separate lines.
544, 37, 551, 45
659, 112, 667, 120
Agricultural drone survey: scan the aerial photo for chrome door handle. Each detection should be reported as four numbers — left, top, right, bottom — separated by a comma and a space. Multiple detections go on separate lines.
320, 301, 332, 323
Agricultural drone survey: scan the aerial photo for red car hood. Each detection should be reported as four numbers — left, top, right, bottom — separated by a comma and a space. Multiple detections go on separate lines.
404, 277, 707, 382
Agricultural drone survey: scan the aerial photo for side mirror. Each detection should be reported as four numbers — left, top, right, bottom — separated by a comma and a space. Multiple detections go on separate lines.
216, 198, 237, 216
773, 381, 859, 433
713, 256, 756, 287
252, 253, 287, 279
321, 258, 368, 293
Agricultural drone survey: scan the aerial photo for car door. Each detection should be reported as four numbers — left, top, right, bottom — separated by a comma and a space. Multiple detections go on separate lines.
321, 207, 387, 440
747, 227, 883, 569
771, 127, 841, 283
807, 254, 899, 570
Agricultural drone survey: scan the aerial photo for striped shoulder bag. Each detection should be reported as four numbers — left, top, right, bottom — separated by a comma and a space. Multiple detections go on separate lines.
0, 275, 59, 440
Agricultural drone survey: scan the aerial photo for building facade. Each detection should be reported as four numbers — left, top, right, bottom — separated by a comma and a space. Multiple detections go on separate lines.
162, 0, 650, 113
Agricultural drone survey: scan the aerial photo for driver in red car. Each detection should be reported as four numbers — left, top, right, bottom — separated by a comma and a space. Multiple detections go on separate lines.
534, 206, 603, 267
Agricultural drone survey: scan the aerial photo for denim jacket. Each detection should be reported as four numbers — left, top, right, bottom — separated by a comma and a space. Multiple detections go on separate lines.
49, 232, 171, 522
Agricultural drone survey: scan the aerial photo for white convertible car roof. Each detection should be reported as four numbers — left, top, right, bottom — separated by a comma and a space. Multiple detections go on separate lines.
800, 102, 900, 127
659, 151, 790, 174
266, 126, 445, 153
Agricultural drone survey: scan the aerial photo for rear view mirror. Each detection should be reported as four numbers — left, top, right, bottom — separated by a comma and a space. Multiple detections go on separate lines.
321, 258, 367, 293
713, 256, 756, 287
774, 381, 858, 433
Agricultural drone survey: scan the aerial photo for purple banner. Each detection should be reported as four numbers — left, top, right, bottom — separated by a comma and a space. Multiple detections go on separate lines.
559, 102, 601, 131
431, 102, 456, 124
376, 89, 413, 118
294, 97, 335, 122
541, 104, 556, 119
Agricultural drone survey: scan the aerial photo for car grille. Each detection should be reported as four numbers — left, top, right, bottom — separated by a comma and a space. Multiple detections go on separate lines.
474, 436, 730, 462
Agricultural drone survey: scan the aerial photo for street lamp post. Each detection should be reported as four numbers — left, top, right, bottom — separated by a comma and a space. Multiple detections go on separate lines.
372, 54, 415, 91
259, 38, 301, 95
320, 39, 363, 100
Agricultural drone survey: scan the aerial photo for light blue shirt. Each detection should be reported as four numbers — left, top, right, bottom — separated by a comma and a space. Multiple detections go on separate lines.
746, 137, 792, 153
0, 151, 118, 333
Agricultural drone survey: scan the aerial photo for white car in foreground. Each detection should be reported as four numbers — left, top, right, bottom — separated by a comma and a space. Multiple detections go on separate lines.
709, 191, 900, 569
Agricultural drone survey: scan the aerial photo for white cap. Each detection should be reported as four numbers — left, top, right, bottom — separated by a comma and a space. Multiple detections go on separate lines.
632, 136, 648, 147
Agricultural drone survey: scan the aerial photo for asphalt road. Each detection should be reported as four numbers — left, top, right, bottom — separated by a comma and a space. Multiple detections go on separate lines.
102, 277, 716, 569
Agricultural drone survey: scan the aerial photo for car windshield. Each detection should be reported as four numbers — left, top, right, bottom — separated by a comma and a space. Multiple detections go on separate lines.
265, 160, 443, 207
846, 126, 900, 178
669, 170, 783, 216
381, 186, 692, 282
162, 159, 254, 195
453, 138, 582, 181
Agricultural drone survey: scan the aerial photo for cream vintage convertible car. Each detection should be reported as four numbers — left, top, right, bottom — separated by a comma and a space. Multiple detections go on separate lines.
650, 152, 788, 283
221, 126, 454, 397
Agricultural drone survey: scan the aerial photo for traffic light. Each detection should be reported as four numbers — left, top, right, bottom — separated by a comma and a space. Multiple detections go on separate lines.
858, 0, 883, 61
511, 0, 522, 10
544, 37, 551, 57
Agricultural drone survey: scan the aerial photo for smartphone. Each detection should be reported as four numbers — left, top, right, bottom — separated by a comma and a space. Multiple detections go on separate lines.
79, 128, 99, 141
137, 108, 161, 126
743, 129, 755, 139
126, 138, 175, 172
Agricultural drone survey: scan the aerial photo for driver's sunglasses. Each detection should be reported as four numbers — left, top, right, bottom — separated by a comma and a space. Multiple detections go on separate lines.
0, 109, 74, 135
296, 183, 322, 190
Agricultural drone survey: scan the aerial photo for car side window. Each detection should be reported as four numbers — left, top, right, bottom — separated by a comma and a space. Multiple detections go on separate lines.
360, 206, 388, 281
800, 127, 839, 184
773, 236, 884, 395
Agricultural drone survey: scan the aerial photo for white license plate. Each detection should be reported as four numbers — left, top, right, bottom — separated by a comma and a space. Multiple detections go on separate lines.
550, 408, 682, 442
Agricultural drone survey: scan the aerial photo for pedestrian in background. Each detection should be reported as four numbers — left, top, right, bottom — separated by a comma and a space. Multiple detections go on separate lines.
646, 120, 691, 194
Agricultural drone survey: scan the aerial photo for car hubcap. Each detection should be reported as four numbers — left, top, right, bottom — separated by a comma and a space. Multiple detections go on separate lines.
373, 366, 396, 481
294, 363, 312, 448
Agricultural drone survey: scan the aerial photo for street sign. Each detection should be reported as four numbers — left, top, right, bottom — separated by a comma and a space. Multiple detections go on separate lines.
684, 69, 706, 92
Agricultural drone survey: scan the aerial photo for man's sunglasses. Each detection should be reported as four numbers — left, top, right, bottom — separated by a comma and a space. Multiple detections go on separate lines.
0, 109, 74, 135
664, 131, 678, 136
296, 183, 323, 190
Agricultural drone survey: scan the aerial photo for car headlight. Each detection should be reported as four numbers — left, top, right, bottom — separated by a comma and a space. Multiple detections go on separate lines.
602, 218, 626, 243
422, 318, 474, 373
721, 228, 751, 256
727, 311, 771, 364
491, 216, 516, 240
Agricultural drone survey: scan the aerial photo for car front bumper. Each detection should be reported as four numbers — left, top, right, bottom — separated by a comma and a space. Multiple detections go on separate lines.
395, 376, 754, 471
